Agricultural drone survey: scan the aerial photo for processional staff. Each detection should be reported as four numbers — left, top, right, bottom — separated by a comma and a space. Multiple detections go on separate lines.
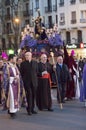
50, 52, 63, 109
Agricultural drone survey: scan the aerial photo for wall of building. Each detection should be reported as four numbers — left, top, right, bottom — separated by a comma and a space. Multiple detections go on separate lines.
0, 0, 86, 52
57, 0, 86, 46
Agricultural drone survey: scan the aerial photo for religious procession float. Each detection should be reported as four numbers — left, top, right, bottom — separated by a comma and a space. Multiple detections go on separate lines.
20, 10, 63, 59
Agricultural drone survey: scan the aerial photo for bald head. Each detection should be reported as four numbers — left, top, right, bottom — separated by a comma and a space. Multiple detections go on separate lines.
40, 54, 47, 63
25, 52, 32, 61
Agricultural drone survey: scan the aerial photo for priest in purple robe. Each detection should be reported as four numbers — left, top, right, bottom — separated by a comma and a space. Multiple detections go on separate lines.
3, 54, 20, 118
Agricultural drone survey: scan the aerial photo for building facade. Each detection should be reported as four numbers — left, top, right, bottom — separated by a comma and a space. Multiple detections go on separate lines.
57, 0, 86, 46
0, 0, 86, 57
0, 0, 22, 50
0, 0, 58, 50
22, 0, 58, 28
32, 0, 58, 28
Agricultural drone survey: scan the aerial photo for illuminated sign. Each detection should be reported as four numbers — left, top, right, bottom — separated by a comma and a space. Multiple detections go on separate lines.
80, 43, 84, 48
84, 44, 86, 48
66, 43, 86, 49
8, 49, 14, 54
66, 44, 77, 49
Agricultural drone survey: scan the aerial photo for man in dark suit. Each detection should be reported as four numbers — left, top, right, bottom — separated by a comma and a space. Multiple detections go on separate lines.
20, 52, 38, 115
55, 55, 71, 103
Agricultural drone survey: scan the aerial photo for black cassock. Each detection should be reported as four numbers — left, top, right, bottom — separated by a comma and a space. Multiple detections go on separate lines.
37, 62, 52, 110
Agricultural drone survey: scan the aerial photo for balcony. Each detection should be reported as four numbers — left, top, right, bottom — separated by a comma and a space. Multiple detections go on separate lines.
6, 28, 13, 34
23, 10, 33, 17
5, 0, 10, 6
59, 2, 64, 7
8, 30, 13, 34
59, 21, 65, 26
5, 14, 12, 20
70, 0, 76, 4
23, 11, 29, 17
79, 0, 86, 3
80, 18, 86, 23
29, 10, 33, 16
53, 5, 57, 11
71, 19, 77, 24
48, 23, 54, 28
45, 6, 52, 13
23, 0, 29, 2
35, 7, 39, 11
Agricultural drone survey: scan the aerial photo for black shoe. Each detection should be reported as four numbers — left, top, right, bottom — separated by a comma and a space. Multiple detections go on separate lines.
28, 112, 32, 116
48, 108, 53, 112
10, 113, 16, 119
8, 110, 11, 114
21, 104, 26, 107
62, 101, 65, 103
26, 108, 32, 115
39, 108, 43, 111
32, 110, 37, 114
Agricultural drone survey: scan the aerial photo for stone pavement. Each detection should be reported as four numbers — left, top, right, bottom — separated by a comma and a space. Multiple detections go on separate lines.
0, 89, 86, 130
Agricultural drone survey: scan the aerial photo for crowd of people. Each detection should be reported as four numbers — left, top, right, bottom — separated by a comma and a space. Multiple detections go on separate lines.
0, 48, 86, 119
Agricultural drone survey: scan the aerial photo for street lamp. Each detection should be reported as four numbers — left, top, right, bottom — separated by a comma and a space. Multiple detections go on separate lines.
14, 17, 20, 24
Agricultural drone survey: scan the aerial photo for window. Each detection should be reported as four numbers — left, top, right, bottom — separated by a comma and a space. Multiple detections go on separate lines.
56, 15, 58, 23
59, 0, 64, 6
77, 30, 82, 43
53, 0, 57, 11
59, 13, 65, 25
24, 3, 29, 16
71, 11, 76, 24
66, 31, 71, 44
48, 16, 53, 28
6, 7, 11, 20
7, 7, 10, 15
71, 11, 76, 20
25, 19, 30, 25
36, 0, 39, 9
47, 0, 52, 8
60, 0, 64, 3
25, 3, 29, 12
80, 0, 86, 3
81, 11, 84, 19
47, 0, 52, 11
5, 0, 10, 6
80, 10, 86, 22
7, 22, 12, 34
60, 13, 65, 21
70, 0, 76, 4
2, 38, 6, 50
80, 10, 86, 19
55, 0, 57, 5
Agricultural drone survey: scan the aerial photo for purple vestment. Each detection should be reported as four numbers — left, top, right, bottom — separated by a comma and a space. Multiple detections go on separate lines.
80, 64, 86, 101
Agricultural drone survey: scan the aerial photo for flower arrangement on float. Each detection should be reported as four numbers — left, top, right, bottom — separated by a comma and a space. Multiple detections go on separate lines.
20, 9, 63, 57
